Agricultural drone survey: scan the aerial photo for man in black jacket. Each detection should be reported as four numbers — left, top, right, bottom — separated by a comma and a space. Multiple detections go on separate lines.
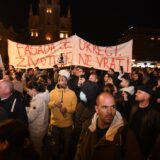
0, 80, 28, 124
129, 85, 160, 159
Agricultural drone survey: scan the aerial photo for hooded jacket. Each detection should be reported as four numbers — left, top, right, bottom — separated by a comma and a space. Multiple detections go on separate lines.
48, 85, 77, 127
27, 90, 50, 151
75, 112, 142, 160
27, 90, 50, 134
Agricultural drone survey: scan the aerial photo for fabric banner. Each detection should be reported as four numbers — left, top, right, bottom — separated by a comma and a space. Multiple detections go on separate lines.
8, 35, 133, 72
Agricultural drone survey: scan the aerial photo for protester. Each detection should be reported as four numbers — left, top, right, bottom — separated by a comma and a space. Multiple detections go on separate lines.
139, 68, 150, 85
89, 73, 98, 83
0, 64, 160, 160
129, 85, 160, 159
46, 77, 55, 92
71, 81, 100, 159
131, 72, 143, 87
75, 92, 141, 160
48, 69, 77, 160
52, 65, 59, 84
77, 75, 86, 87
103, 73, 113, 86
0, 80, 28, 124
69, 66, 86, 97
103, 83, 117, 96
23, 68, 36, 84
26, 81, 50, 153
34, 67, 41, 79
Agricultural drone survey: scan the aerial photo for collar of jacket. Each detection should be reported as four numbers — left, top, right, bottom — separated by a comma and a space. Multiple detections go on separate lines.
88, 111, 124, 142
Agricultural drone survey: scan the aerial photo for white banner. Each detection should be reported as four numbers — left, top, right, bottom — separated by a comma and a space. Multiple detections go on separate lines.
8, 35, 133, 72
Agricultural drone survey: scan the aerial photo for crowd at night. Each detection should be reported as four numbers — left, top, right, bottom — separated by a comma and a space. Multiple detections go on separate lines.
0, 65, 159, 159
0, 0, 160, 160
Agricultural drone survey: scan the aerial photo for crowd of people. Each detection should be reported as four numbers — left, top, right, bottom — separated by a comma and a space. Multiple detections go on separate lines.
0, 64, 160, 160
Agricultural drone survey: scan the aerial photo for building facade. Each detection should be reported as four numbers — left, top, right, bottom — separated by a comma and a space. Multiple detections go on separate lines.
118, 27, 160, 62
29, 0, 71, 44
0, 0, 72, 65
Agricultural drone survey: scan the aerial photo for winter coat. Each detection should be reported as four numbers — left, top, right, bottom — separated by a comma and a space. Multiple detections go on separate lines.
75, 112, 142, 160
74, 102, 95, 132
70, 102, 96, 159
129, 103, 160, 159
48, 85, 77, 127
0, 90, 28, 124
27, 90, 50, 151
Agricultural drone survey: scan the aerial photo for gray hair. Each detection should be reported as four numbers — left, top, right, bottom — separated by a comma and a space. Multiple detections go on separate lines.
0, 80, 14, 92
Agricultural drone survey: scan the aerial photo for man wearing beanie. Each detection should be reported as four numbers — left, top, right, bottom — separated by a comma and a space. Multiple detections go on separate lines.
129, 85, 160, 159
70, 81, 100, 159
48, 69, 77, 160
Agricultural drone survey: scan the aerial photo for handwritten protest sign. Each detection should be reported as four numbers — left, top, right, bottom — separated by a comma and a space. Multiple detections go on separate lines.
8, 37, 73, 68
72, 36, 133, 72
8, 35, 133, 72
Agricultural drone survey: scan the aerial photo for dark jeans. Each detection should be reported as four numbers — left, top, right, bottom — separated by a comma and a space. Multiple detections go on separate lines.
51, 125, 72, 160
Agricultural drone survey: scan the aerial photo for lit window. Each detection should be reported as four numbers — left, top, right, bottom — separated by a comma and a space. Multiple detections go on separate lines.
65, 33, 68, 38
59, 31, 69, 39
31, 30, 39, 37
45, 33, 52, 41
46, 7, 53, 13
60, 33, 64, 39
150, 37, 155, 40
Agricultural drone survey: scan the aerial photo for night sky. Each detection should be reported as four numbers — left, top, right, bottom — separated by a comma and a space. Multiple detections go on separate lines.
0, 0, 160, 46
71, 0, 160, 45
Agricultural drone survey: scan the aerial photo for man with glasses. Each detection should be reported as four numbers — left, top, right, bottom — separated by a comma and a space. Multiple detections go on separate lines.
75, 92, 141, 160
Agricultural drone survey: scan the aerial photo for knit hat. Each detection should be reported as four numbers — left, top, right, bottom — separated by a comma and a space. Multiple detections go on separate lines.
80, 81, 100, 106
59, 70, 70, 80
137, 85, 154, 95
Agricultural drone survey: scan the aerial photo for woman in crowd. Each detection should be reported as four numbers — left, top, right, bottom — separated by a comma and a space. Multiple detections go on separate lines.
26, 81, 50, 154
